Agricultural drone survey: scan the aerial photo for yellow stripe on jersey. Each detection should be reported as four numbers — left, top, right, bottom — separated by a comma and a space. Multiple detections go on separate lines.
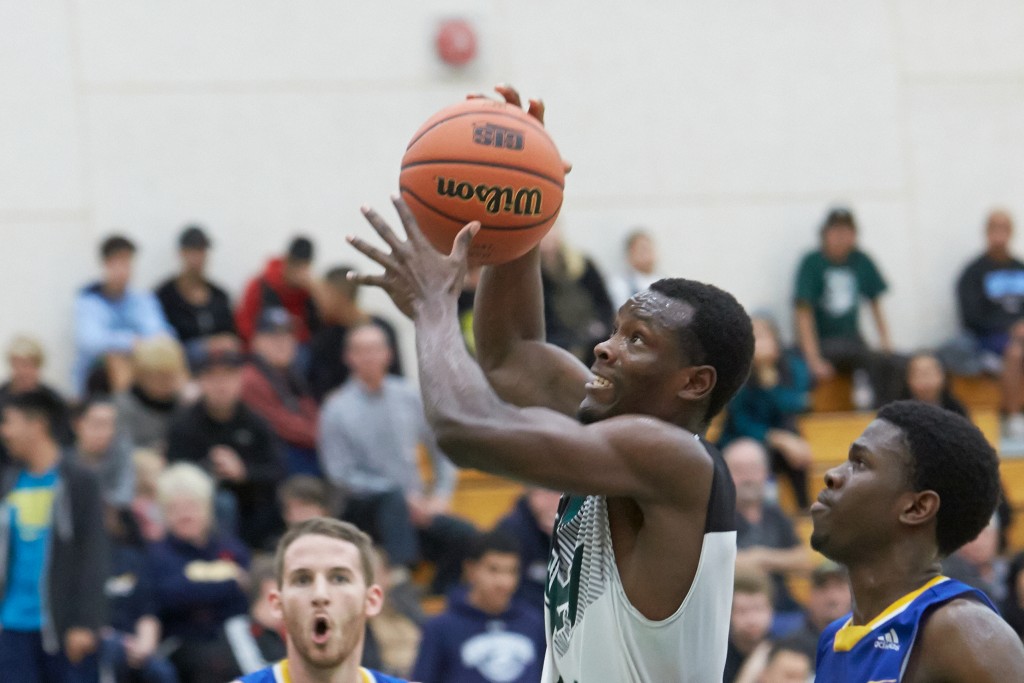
273, 660, 374, 683
833, 576, 948, 652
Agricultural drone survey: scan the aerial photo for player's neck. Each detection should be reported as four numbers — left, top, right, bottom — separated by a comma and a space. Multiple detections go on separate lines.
285, 645, 365, 683
846, 549, 942, 625
676, 412, 707, 436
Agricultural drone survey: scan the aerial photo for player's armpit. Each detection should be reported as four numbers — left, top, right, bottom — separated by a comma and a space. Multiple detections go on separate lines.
906, 598, 1024, 682
435, 407, 712, 505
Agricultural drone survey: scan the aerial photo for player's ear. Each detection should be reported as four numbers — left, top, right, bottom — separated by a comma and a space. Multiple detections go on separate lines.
677, 365, 716, 403
268, 586, 284, 621
365, 583, 384, 618
899, 489, 940, 528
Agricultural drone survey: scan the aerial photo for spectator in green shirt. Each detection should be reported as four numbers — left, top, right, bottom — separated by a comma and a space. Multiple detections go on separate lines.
794, 207, 900, 407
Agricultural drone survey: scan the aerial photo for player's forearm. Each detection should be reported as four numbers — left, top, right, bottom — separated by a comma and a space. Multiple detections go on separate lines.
474, 247, 545, 372
415, 297, 517, 468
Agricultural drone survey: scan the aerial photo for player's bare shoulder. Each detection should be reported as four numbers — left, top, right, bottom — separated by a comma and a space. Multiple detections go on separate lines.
593, 414, 715, 507
904, 597, 1024, 683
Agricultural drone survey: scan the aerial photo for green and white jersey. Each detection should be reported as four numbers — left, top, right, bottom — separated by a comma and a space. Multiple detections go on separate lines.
542, 437, 736, 682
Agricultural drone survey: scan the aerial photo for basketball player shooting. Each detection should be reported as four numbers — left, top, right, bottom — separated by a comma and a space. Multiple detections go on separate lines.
348, 86, 754, 683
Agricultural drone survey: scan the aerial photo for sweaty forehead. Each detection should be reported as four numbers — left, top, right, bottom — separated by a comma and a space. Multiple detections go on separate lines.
624, 290, 695, 330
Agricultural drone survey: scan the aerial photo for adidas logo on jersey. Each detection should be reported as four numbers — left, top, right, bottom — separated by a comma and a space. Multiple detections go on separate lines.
874, 628, 900, 651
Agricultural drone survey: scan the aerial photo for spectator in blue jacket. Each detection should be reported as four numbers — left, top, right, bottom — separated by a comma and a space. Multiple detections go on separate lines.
719, 315, 812, 508
0, 390, 109, 682
412, 531, 545, 683
494, 488, 560, 612
149, 463, 249, 683
74, 235, 174, 397
101, 509, 178, 683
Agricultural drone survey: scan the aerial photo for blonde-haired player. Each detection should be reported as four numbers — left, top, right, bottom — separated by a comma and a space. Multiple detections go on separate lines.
235, 518, 407, 683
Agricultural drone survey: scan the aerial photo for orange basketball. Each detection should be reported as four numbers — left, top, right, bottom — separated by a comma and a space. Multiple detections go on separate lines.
399, 98, 566, 266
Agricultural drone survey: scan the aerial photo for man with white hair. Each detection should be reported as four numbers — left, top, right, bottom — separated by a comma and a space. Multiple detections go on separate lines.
724, 438, 812, 616
148, 462, 250, 683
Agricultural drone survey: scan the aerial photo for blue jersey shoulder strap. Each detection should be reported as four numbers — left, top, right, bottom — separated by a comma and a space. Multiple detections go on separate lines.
236, 661, 285, 683
816, 576, 996, 682
364, 669, 409, 683
237, 661, 407, 683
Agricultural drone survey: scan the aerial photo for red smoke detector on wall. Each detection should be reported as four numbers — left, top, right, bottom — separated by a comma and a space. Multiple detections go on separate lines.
436, 19, 477, 66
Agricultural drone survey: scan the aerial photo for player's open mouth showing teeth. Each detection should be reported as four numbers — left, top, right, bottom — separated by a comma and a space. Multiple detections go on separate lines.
588, 376, 612, 389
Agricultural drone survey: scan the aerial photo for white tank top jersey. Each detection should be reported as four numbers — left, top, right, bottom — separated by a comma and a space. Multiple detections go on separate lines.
542, 436, 737, 682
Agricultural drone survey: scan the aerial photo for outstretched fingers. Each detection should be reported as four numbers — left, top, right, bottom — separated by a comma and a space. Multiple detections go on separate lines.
346, 272, 390, 290
346, 235, 399, 271
449, 221, 481, 263
360, 205, 406, 254
390, 195, 429, 246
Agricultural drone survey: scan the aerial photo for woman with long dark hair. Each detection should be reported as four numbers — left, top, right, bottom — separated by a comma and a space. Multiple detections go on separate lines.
899, 350, 969, 417
719, 314, 812, 508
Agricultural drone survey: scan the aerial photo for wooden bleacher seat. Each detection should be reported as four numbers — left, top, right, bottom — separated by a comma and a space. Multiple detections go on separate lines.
812, 372, 1001, 415
952, 375, 1002, 412
810, 374, 854, 412
418, 446, 524, 529
800, 408, 1000, 464
449, 476, 524, 529
1001, 459, 1024, 550
798, 411, 873, 466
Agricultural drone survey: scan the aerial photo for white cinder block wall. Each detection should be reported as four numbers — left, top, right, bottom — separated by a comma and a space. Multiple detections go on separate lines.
2, 0, 1024, 391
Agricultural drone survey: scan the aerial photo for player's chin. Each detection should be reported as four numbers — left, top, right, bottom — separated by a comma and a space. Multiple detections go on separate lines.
303, 641, 345, 667
809, 528, 831, 556
577, 398, 615, 425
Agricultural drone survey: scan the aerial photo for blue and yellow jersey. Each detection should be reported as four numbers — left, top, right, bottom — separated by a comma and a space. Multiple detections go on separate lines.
816, 576, 997, 683
237, 660, 407, 683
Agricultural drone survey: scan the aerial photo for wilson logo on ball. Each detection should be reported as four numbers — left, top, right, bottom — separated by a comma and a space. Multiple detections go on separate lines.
472, 123, 524, 150
435, 177, 543, 215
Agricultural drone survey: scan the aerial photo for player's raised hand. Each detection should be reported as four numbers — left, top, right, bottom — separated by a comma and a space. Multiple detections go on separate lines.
348, 195, 479, 319
467, 84, 572, 174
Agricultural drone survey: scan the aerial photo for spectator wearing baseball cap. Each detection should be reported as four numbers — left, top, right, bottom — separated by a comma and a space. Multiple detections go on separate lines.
234, 235, 320, 350
155, 224, 236, 352
166, 341, 285, 548
239, 307, 320, 478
